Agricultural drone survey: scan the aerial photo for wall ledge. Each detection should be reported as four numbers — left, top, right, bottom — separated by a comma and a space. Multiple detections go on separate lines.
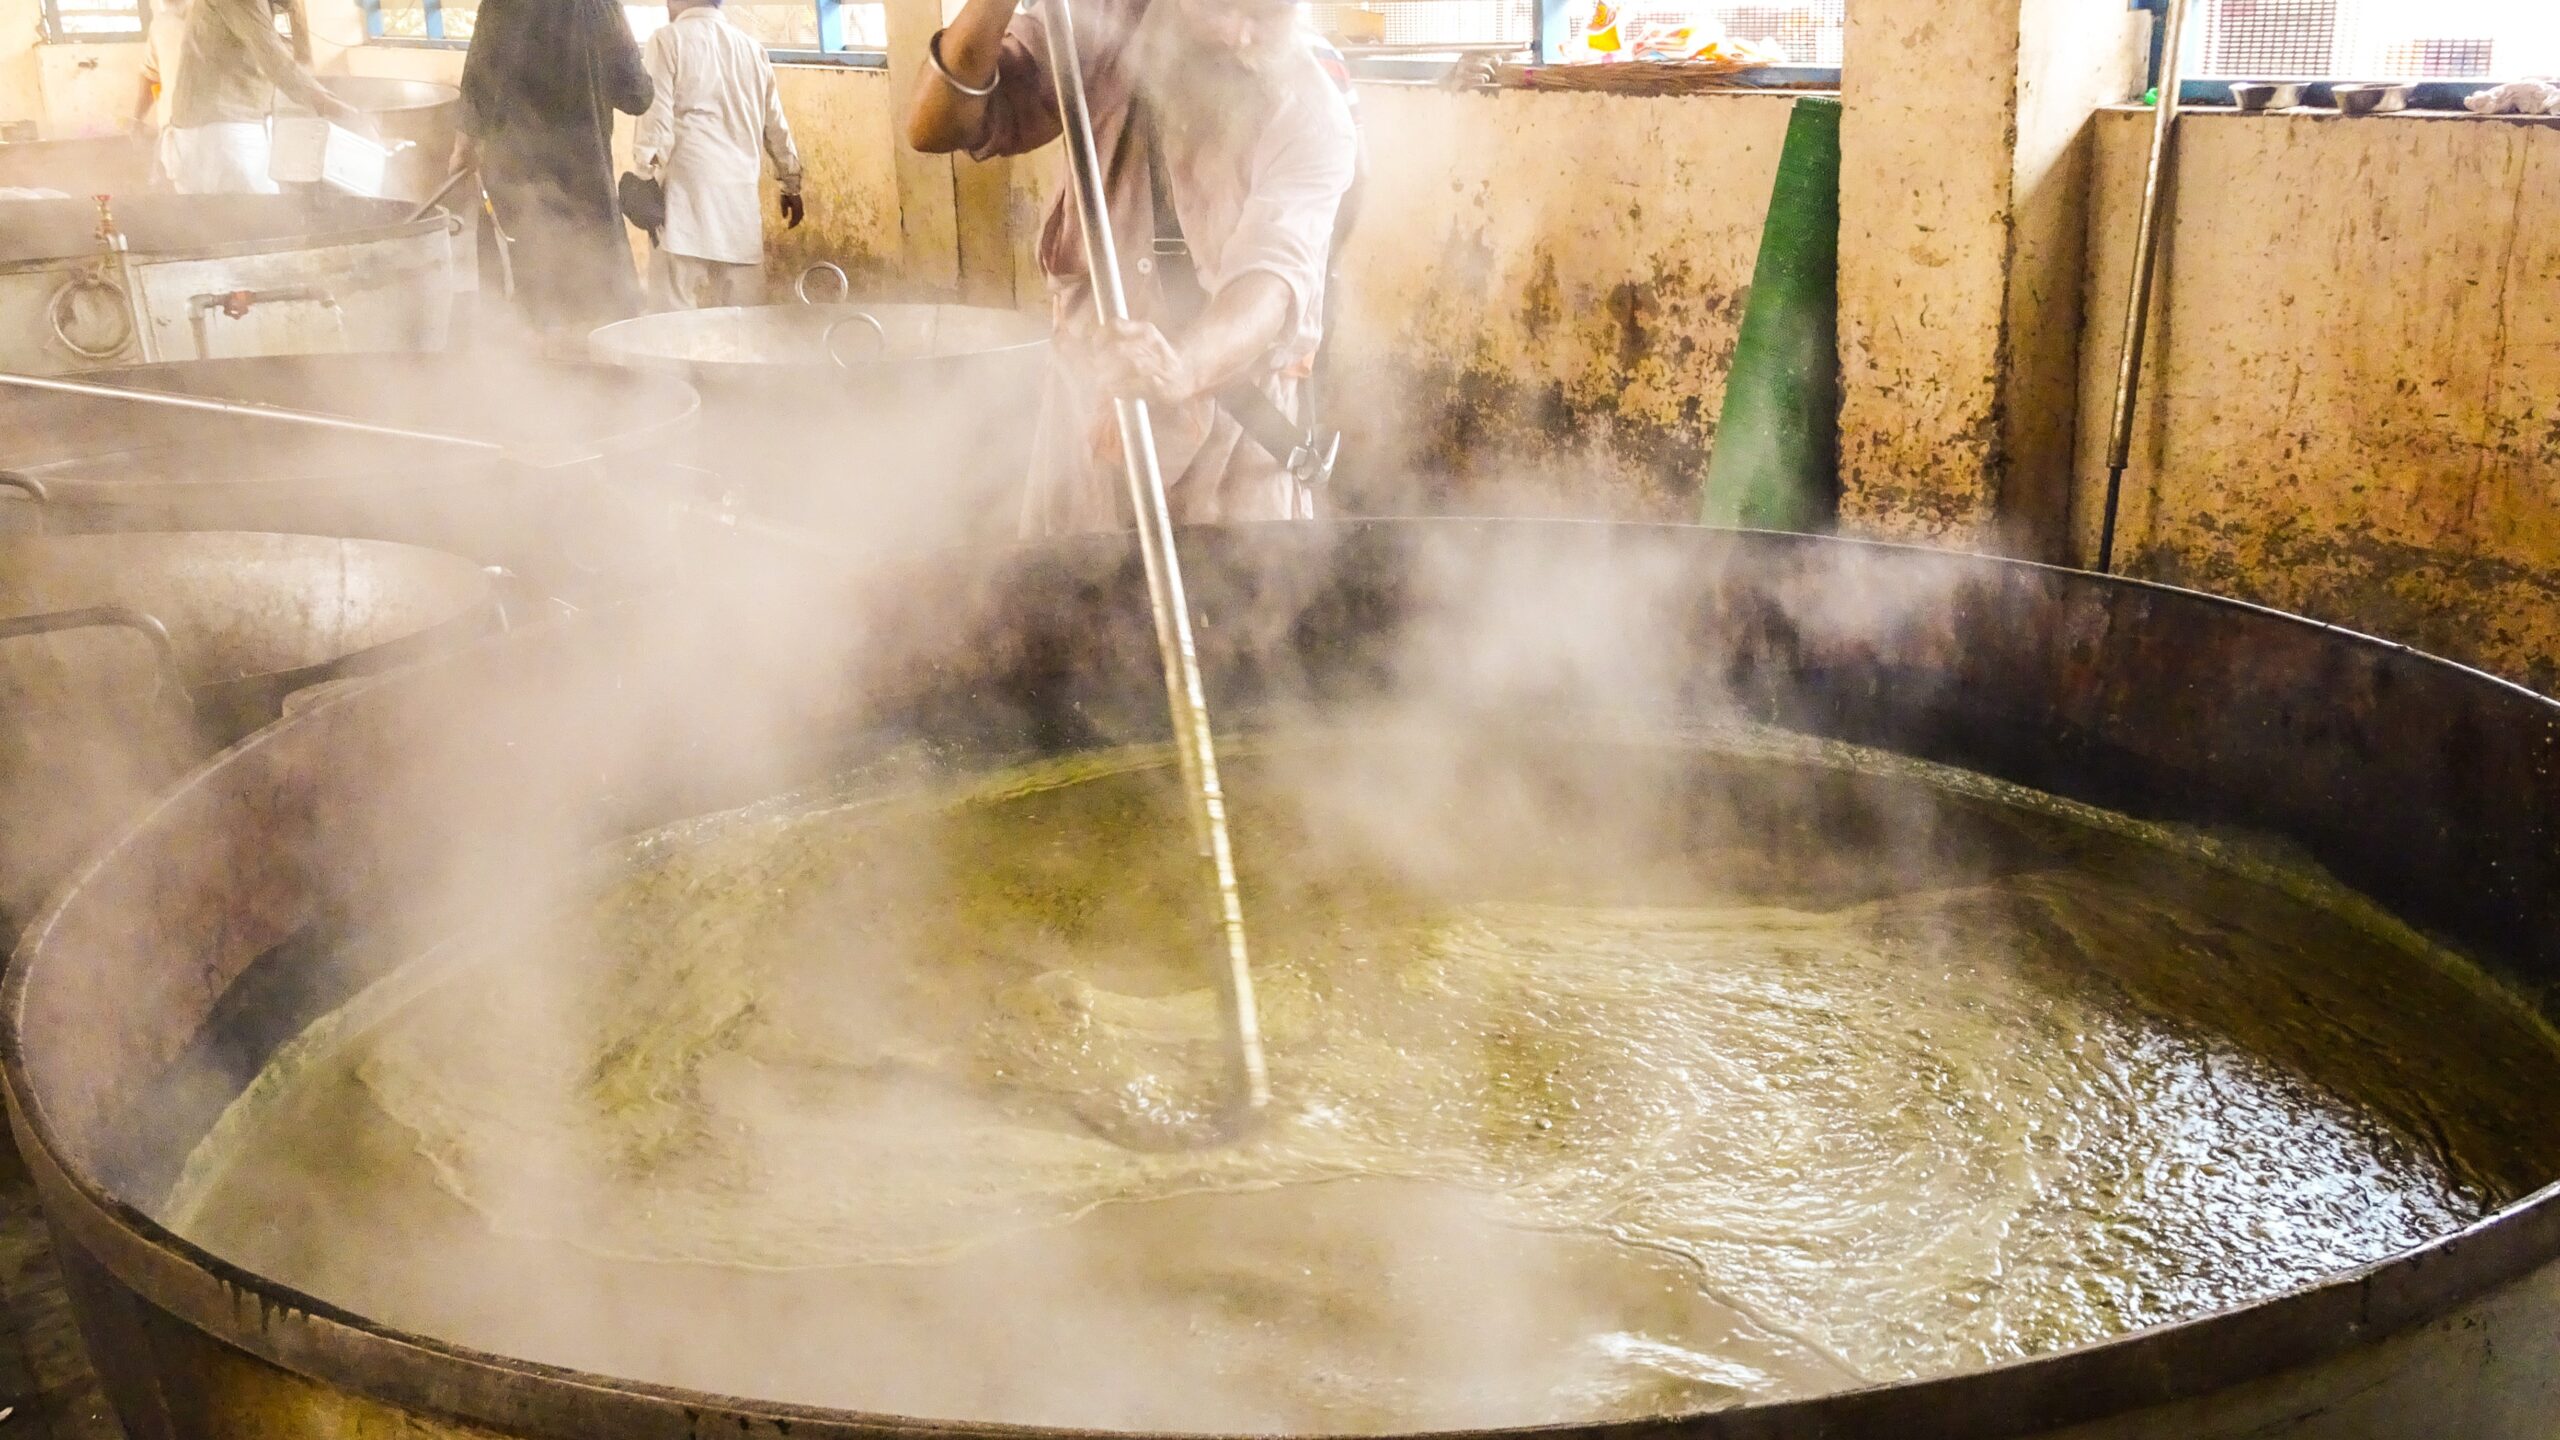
2103, 102, 2560, 128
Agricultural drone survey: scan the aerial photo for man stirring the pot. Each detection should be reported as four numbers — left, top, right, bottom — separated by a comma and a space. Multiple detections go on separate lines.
905, 0, 1358, 535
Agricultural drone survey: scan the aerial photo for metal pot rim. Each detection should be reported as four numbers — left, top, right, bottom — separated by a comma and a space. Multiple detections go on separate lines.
0, 201, 459, 280
589, 302, 1052, 382
0, 354, 702, 501
0, 529, 494, 693
10, 520, 2560, 1440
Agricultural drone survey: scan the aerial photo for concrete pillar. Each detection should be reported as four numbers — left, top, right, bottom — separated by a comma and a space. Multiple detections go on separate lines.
1834, 0, 2147, 558
883, 0, 1022, 306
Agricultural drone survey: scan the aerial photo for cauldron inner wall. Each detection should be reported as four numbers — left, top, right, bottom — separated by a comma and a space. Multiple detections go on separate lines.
13, 519, 2560, 1268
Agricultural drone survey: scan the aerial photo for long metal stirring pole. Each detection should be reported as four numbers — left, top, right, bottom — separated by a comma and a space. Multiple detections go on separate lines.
1037, 0, 1272, 1117
2095, 0, 2190, 575
0, 369, 506, 454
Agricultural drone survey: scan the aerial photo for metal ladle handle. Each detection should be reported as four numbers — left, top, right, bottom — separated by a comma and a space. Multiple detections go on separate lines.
821, 311, 888, 370
0, 370, 493, 451
0, 604, 195, 721
1038, 0, 1270, 1121
794, 262, 850, 306
403, 166, 476, 224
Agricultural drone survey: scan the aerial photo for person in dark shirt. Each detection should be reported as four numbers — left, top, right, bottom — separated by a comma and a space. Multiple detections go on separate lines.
453, 0, 653, 343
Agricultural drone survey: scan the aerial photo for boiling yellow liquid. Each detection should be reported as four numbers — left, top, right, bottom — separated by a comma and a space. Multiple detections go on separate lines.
166, 727, 2560, 1431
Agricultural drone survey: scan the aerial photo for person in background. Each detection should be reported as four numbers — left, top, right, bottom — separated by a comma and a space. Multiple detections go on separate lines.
904, 0, 1358, 536
452, 0, 653, 343
634, 0, 805, 311
165, 0, 370, 193
132, 0, 190, 186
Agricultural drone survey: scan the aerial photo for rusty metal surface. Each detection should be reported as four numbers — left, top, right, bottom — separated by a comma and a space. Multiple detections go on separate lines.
0, 353, 700, 593
8, 520, 2560, 1439
0, 136, 150, 197
0, 530, 494, 938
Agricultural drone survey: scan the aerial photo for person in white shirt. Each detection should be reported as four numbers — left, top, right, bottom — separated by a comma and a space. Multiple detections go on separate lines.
132, 0, 189, 186
165, 0, 369, 194
634, 0, 805, 311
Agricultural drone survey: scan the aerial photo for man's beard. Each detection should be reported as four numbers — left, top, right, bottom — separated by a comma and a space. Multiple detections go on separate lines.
1136, 22, 1286, 155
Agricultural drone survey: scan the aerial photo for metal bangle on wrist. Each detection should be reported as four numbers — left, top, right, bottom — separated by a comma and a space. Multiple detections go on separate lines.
927, 30, 1000, 99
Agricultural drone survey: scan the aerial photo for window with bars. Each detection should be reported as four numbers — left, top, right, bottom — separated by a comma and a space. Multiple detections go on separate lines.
1310, 0, 1840, 59
1308, 0, 1535, 51
360, 0, 884, 54
2195, 0, 2559, 81
40, 0, 144, 40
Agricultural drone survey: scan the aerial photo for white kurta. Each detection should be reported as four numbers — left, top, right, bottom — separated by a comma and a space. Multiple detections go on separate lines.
167, 120, 276, 195
970, 3, 1359, 534
634, 6, 801, 267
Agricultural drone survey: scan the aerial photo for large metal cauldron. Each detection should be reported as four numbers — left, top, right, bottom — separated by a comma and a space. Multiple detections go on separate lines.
0, 133, 150, 195
10, 519, 2560, 1439
301, 78, 461, 207
0, 530, 494, 937
588, 299, 1047, 551
0, 352, 702, 598
0, 194, 462, 373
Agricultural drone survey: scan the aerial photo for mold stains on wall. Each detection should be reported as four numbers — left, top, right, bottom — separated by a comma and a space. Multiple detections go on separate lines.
2076, 110, 2560, 690
1833, 0, 2020, 549
1324, 87, 1792, 522
764, 67, 901, 290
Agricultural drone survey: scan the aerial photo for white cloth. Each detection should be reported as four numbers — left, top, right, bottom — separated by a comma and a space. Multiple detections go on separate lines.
648, 249, 765, 311
634, 6, 800, 267
167, 119, 277, 194
2465, 79, 2560, 116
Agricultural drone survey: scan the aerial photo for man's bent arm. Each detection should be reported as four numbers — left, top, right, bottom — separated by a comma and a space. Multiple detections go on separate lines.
904, 0, 1016, 155
1175, 272, 1294, 399
1093, 272, 1295, 405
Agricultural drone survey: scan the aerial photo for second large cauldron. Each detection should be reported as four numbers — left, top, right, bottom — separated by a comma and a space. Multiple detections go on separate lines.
588, 299, 1047, 551
9, 520, 2560, 1440
0, 352, 702, 599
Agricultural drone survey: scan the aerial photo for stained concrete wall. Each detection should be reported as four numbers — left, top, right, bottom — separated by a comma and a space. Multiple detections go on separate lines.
1834, 0, 2144, 556
1328, 85, 1794, 521
2074, 108, 2560, 690
35, 42, 141, 134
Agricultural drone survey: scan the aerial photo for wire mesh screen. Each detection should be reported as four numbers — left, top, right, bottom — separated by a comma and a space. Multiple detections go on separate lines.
1549, 0, 1843, 62
1308, 0, 1536, 50
1694, 1, 1845, 65
42, 0, 142, 39
2197, 0, 2548, 80
1308, 0, 1840, 57
2200, 0, 2338, 75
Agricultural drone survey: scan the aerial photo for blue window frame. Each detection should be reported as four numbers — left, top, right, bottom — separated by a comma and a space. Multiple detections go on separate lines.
359, 0, 884, 57
1327, 0, 1843, 85
40, 0, 144, 41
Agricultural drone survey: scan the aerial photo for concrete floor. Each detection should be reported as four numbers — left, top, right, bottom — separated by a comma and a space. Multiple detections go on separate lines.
0, 1151, 117, 1440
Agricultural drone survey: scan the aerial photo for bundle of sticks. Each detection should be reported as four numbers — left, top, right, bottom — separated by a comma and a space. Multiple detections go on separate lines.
1489, 58, 1774, 94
